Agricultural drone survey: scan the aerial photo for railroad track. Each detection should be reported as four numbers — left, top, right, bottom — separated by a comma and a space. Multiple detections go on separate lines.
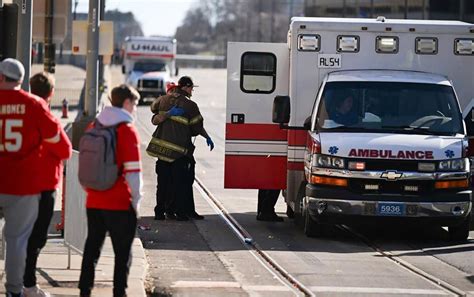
338, 225, 470, 297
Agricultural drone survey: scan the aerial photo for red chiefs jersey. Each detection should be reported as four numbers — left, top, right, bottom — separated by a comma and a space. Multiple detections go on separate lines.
0, 89, 60, 195
86, 123, 141, 210
40, 128, 72, 190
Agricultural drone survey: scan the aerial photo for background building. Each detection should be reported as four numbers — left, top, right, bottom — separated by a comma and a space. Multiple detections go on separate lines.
304, 0, 474, 22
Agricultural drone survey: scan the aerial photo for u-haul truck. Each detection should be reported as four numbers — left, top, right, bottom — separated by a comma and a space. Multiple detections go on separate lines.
122, 36, 177, 104
225, 17, 474, 241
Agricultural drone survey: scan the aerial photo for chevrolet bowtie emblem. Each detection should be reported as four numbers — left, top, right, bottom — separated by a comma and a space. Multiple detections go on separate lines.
381, 171, 403, 180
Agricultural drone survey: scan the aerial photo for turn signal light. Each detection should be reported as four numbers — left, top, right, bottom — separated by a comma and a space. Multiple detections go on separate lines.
311, 175, 348, 187
434, 179, 469, 189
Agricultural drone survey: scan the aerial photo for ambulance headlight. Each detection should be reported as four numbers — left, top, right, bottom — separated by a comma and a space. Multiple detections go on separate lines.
313, 154, 345, 169
438, 158, 467, 171
298, 34, 320, 51
415, 37, 437, 54
376, 36, 398, 53
337, 36, 359, 52
455, 39, 474, 55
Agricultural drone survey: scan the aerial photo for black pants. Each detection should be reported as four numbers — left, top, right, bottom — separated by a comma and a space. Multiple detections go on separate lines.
79, 208, 137, 297
155, 160, 175, 216
24, 190, 56, 288
257, 189, 281, 215
183, 157, 196, 215
170, 157, 192, 216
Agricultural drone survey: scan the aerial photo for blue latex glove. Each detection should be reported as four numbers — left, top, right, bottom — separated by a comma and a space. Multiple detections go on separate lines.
167, 105, 185, 117
206, 137, 214, 151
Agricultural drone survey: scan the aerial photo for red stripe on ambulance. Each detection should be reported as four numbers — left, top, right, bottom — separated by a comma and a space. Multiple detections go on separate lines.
224, 155, 287, 189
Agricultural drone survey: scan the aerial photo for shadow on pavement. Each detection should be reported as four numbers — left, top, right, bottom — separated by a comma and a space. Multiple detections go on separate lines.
136, 212, 473, 255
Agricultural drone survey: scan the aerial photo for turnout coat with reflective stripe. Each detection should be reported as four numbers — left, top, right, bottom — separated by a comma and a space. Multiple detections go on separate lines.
148, 89, 206, 162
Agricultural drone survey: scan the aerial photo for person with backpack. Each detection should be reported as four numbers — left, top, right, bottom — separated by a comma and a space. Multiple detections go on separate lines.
0, 59, 62, 297
23, 72, 72, 297
78, 84, 143, 297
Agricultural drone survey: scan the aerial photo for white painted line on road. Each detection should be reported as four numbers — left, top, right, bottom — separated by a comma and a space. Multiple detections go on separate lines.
170, 281, 292, 292
309, 286, 448, 295
171, 281, 240, 288
243, 285, 292, 292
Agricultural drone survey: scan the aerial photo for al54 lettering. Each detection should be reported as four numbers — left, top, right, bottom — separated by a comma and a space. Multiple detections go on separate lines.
318, 54, 342, 68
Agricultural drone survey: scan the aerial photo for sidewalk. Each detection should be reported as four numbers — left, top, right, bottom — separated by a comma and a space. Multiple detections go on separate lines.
0, 65, 148, 297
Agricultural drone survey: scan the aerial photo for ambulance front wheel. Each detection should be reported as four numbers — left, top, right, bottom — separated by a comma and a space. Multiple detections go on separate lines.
303, 197, 323, 237
448, 214, 470, 242
286, 205, 295, 219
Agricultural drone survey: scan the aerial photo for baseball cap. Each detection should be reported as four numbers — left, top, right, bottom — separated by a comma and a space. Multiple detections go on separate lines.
178, 76, 198, 88
0, 58, 25, 82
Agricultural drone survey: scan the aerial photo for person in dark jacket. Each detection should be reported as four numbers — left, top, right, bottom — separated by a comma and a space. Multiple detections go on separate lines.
149, 76, 213, 221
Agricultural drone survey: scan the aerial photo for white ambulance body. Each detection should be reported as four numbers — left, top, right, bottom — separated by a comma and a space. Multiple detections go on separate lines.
122, 36, 177, 104
225, 17, 474, 240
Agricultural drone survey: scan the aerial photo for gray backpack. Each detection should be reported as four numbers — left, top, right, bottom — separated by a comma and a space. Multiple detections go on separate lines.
78, 120, 126, 191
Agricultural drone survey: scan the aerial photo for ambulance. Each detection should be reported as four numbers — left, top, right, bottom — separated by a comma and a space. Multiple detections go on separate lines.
225, 17, 474, 241
122, 36, 177, 104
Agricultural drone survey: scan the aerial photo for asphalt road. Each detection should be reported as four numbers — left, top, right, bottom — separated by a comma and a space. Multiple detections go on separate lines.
109, 66, 474, 297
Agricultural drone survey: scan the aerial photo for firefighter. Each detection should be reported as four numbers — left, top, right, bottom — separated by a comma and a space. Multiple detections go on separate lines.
150, 76, 213, 221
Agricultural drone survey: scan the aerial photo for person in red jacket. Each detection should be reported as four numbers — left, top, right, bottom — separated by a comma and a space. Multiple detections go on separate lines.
23, 72, 72, 297
79, 84, 143, 297
0, 59, 62, 297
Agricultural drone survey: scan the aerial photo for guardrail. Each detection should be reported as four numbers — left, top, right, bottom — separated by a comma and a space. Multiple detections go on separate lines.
64, 150, 87, 267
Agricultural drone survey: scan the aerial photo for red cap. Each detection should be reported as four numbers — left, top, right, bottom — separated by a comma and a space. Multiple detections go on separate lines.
166, 82, 177, 93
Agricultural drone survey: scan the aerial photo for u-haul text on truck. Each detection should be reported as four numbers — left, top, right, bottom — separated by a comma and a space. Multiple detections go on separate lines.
225, 17, 474, 241
122, 36, 177, 104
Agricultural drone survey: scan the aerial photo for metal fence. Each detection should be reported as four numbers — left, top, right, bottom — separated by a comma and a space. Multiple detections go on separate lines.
64, 150, 87, 260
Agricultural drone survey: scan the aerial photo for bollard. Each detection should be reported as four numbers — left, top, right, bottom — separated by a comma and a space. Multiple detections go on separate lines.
62, 98, 69, 119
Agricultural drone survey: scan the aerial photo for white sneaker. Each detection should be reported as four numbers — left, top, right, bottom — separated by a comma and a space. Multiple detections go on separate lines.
23, 285, 51, 297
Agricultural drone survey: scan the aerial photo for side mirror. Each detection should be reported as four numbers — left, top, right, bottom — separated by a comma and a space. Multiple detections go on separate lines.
121, 65, 126, 74
272, 95, 290, 124
303, 116, 311, 130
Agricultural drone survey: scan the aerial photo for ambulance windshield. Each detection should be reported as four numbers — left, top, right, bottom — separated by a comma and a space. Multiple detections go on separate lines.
315, 82, 463, 136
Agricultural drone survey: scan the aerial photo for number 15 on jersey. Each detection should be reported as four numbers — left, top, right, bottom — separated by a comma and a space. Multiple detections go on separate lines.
0, 119, 23, 152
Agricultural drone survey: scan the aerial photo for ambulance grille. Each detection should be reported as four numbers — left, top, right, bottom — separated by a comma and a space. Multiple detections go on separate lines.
349, 179, 434, 195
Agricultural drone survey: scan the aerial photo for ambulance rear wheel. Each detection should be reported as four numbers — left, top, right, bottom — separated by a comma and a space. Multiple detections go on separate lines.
448, 217, 470, 242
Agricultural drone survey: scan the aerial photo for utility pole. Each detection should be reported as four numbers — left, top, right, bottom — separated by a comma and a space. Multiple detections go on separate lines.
73, 0, 78, 20
14, 0, 33, 91
85, 0, 100, 118
44, 0, 55, 73
98, 0, 105, 102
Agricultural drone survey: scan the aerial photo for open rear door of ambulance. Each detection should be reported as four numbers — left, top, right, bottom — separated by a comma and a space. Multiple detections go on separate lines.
225, 42, 289, 189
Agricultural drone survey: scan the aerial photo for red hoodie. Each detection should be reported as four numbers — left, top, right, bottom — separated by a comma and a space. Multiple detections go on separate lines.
40, 127, 72, 190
